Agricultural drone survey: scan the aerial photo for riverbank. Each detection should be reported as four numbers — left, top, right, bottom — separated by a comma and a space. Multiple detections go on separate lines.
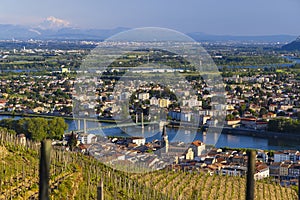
221, 127, 300, 141
169, 121, 298, 141
0, 112, 298, 143
0, 112, 117, 123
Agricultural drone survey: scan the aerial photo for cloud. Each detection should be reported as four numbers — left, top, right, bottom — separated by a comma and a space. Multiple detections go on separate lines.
38, 16, 71, 29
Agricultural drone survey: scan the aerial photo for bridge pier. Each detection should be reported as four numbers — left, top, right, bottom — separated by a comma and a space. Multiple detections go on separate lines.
159, 121, 166, 132
141, 112, 144, 129
77, 119, 80, 131
83, 118, 87, 133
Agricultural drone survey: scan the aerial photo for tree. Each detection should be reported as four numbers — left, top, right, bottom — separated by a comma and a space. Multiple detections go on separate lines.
48, 117, 68, 140
67, 131, 78, 151
259, 107, 268, 116
225, 114, 235, 121
28, 118, 48, 141
239, 104, 247, 116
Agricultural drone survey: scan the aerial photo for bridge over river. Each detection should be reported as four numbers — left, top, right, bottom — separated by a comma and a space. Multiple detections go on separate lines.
66, 118, 165, 134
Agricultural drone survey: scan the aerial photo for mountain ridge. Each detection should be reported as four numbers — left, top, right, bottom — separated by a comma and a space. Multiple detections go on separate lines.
282, 36, 300, 51
0, 24, 297, 42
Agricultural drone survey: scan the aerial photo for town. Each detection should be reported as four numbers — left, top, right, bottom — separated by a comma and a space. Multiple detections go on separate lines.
1, 41, 299, 133
1, 40, 300, 189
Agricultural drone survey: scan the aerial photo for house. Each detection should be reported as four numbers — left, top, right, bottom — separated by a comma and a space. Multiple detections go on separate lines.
0, 99, 7, 109
150, 97, 159, 105
255, 162, 269, 180
185, 148, 194, 160
138, 93, 150, 100
204, 157, 216, 165
269, 104, 277, 112
226, 119, 241, 126
158, 98, 171, 108
220, 166, 247, 176
77, 133, 97, 144
279, 163, 292, 177
269, 162, 281, 177
274, 150, 299, 162
232, 155, 246, 165
257, 151, 268, 163
180, 112, 192, 122
131, 137, 146, 146
274, 152, 290, 162
191, 140, 206, 157
288, 164, 300, 178
240, 117, 257, 129
262, 112, 276, 119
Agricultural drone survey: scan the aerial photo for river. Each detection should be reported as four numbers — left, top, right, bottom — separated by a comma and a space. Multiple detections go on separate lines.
0, 115, 298, 151
1, 56, 300, 150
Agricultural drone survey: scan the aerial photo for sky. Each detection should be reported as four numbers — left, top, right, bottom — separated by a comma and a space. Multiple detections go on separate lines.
0, 0, 299, 36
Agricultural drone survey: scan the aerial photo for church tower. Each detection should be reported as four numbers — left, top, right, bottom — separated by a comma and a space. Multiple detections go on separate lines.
161, 125, 169, 153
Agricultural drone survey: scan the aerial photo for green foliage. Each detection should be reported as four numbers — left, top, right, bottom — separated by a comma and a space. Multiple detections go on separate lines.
259, 107, 268, 116
0, 117, 68, 141
48, 117, 68, 140
226, 114, 235, 121
0, 128, 298, 200
67, 132, 78, 151
28, 118, 48, 141
267, 118, 300, 133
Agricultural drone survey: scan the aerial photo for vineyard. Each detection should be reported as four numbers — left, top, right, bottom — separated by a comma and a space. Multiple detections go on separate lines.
0, 128, 298, 200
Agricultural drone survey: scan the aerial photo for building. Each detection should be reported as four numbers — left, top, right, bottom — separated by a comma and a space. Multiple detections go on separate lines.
191, 140, 206, 157
279, 163, 291, 177
254, 163, 269, 180
138, 93, 150, 100
288, 164, 300, 178
159, 98, 171, 108
226, 119, 241, 126
220, 166, 247, 176
131, 137, 146, 146
185, 148, 194, 160
240, 118, 257, 128
269, 162, 281, 177
274, 150, 299, 162
0, 99, 7, 109
61, 65, 70, 73
78, 133, 97, 144
150, 97, 159, 105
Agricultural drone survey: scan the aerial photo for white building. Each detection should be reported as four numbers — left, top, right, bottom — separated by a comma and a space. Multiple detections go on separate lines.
255, 165, 269, 180
191, 140, 206, 157
78, 133, 97, 144
150, 97, 159, 106
138, 93, 150, 100
220, 166, 247, 176
274, 151, 299, 162
131, 137, 146, 146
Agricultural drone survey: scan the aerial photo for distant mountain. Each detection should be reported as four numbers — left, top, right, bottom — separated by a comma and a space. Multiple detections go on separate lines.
187, 32, 297, 43
281, 36, 300, 51
0, 24, 129, 41
38, 16, 71, 30
0, 23, 297, 43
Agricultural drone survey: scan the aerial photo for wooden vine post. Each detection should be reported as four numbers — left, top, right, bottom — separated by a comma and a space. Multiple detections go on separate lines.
39, 140, 51, 200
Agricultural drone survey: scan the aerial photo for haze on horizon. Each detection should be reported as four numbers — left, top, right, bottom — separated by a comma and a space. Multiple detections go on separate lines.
0, 0, 299, 36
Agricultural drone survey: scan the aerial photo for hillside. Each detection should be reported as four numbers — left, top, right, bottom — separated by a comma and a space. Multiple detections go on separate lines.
282, 36, 300, 51
0, 128, 298, 199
